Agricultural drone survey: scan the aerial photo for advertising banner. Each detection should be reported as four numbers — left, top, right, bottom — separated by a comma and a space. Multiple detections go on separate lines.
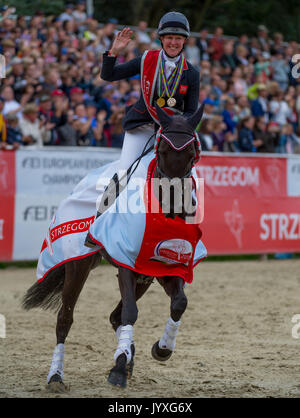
0, 148, 299, 260
0, 150, 15, 261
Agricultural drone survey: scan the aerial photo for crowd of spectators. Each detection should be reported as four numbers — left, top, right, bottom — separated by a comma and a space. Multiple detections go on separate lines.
1, 2, 300, 154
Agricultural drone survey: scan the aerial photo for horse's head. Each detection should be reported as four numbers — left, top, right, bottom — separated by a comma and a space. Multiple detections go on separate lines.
154, 103, 204, 179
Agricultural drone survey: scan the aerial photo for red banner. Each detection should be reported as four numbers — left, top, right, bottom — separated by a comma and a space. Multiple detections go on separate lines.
196, 154, 300, 254
0, 150, 16, 261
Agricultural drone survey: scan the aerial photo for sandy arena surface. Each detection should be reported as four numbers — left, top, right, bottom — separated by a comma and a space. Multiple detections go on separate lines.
1, 259, 300, 398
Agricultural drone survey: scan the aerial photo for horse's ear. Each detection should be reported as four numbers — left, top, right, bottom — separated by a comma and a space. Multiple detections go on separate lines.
187, 103, 205, 131
154, 102, 173, 129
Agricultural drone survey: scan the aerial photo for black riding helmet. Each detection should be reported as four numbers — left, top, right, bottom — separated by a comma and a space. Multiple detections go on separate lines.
157, 11, 190, 38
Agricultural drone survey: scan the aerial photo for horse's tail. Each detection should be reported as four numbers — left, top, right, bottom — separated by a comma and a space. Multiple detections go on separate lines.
22, 265, 65, 312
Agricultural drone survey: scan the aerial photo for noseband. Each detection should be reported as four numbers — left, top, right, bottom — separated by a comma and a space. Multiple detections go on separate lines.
155, 128, 201, 180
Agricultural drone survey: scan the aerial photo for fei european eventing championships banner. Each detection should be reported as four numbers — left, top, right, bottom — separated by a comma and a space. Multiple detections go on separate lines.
0, 147, 300, 261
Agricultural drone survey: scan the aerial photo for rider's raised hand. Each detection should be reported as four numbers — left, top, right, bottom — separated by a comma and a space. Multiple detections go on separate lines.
110, 27, 133, 56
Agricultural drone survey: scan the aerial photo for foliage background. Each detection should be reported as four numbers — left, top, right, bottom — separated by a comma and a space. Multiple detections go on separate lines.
3, 0, 300, 41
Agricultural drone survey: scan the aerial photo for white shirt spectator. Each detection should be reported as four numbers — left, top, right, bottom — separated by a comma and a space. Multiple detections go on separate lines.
58, 12, 74, 22
19, 114, 51, 147
270, 99, 292, 125
3, 100, 21, 116
72, 10, 87, 23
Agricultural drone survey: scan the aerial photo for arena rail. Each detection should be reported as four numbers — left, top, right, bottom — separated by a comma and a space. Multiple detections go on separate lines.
1, 147, 299, 261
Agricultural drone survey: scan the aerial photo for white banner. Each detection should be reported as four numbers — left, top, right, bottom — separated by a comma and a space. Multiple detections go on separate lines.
287, 157, 300, 197
13, 147, 120, 260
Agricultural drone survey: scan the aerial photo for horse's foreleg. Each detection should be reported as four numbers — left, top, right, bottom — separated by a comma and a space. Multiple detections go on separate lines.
109, 279, 153, 331
152, 276, 187, 362
107, 267, 138, 388
109, 279, 152, 380
47, 254, 98, 391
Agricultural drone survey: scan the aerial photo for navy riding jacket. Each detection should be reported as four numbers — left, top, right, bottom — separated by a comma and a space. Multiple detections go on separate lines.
101, 51, 200, 131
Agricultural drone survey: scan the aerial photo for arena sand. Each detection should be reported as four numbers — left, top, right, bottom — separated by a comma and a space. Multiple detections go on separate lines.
1, 259, 300, 398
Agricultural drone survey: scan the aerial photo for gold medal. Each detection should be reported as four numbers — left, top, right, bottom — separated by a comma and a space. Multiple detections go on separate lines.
157, 97, 166, 107
167, 97, 176, 107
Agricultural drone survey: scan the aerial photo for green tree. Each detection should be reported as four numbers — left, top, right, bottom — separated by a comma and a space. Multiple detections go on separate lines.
5, 0, 65, 16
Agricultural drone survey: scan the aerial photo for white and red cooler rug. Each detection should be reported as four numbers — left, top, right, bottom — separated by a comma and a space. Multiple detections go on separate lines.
37, 152, 207, 283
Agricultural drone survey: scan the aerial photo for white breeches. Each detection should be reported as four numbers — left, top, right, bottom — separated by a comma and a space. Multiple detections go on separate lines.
119, 124, 155, 170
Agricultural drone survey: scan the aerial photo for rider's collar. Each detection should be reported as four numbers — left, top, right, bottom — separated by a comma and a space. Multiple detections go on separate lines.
162, 50, 181, 63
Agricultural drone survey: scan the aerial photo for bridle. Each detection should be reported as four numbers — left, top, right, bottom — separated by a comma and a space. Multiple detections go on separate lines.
154, 127, 201, 180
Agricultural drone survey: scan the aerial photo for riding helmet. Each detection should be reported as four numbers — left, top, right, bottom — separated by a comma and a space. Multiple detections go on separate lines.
157, 12, 190, 38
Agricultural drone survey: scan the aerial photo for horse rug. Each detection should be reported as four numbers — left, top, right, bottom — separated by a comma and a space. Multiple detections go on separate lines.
37, 152, 207, 284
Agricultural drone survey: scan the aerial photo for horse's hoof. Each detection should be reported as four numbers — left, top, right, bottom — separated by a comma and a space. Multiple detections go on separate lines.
151, 341, 172, 362
107, 369, 127, 388
47, 374, 68, 393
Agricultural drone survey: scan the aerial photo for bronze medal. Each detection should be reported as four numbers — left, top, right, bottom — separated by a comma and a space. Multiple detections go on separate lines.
167, 97, 176, 107
157, 97, 166, 107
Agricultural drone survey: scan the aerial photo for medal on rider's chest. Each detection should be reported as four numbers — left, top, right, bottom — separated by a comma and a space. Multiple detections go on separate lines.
167, 97, 176, 107
157, 97, 166, 107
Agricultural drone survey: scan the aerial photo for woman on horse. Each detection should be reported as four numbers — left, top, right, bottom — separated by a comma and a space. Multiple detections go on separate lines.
101, 11, 200, 170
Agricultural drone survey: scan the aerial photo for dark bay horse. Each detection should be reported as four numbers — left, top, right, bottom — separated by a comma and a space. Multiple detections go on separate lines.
22, 103, 205, 391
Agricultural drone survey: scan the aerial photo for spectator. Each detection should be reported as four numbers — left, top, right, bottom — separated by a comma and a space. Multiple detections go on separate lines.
1, 86, 21, 116
220, 41, 237, 78
0, 9, 299, 153
236, 95, 251, 121
211, 115, 227, 151
257, 25, 270, 52
38, 94, 58, 144
0, 97, 7, 146
58, 4, 75, 22
196, 28, 210, 61
185, 37, 201, 70
222, 97, 237, 133
202, 97, 217, 120
197, 118, 214, 151
98, 84, 115, 120
69, 87, 85, 108
85, 100, 106, 146
72, 0, 87, 24
271, 32, 284, 55
136, 21, 151, 45
253, 116, 277, 152
5, 113, 23, 148
223, 130, 239, 152
110, 107, 125, 148
102, 19, 118, 50
56, 109, 78, 146
19, 103, 51, 146
271, 51, 290, 92
231, 67, 248, 97
208, 26, 225, 62
200, 60, 211, 86
254, 51, 271, 83
234, 44, 249, 67
251, 83, 269, 121
73, 102, 106, 146
238, 116, 263, 152
269, 90, 292, 126
234, 34, 250, 57
279, 123, 300, 153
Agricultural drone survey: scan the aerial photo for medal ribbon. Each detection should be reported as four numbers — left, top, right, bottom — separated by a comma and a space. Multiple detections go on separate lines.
157, 61, 177, 98
159, 54, 184, 99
